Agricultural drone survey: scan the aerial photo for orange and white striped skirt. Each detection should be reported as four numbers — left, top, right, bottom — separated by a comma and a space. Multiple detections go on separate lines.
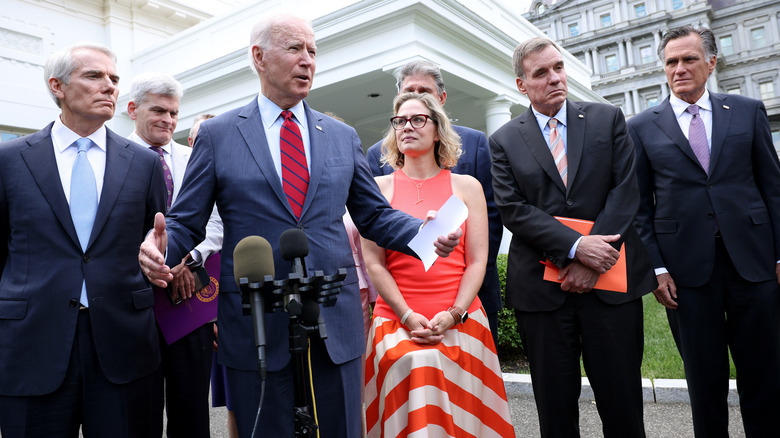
364, 308, 514, 437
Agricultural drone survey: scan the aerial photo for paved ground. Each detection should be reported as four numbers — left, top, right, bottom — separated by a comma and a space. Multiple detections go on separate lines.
202, 390, 746, 437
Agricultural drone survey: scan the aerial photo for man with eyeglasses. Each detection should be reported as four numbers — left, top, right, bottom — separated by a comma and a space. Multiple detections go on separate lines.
366, 59, 503, 349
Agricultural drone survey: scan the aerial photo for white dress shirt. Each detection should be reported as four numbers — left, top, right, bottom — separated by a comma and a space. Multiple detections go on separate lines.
256, 93, 311, 184
51, 117, 106, 202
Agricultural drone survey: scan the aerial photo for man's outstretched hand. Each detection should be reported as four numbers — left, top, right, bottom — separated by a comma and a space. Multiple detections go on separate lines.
139, 212, 173, 287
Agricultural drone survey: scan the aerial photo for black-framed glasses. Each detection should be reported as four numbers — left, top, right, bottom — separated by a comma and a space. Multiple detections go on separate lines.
390, 114, 433, 130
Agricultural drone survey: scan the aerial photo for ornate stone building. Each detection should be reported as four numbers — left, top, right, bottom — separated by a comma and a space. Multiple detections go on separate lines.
525, 0, 780, 156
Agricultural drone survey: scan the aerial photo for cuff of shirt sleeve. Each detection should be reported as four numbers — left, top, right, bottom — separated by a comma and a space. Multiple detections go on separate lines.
568, 236, 583, 259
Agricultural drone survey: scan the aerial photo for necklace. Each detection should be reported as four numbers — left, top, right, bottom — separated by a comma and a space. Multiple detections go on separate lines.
405, 169, 440, 204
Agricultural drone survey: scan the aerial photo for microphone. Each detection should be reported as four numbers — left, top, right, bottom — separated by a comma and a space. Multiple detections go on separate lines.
279, 229, 321, 325
233, 235, 274, 379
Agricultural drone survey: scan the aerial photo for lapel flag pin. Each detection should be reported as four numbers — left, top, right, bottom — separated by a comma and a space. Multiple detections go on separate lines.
316, 125, 323, 131
722, 105, 729, 110
578, 114, 584, 118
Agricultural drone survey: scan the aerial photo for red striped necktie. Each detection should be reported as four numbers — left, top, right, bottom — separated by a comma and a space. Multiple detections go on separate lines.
280, 110, 309, 218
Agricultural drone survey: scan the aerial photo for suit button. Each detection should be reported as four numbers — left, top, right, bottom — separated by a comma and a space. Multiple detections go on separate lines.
69, 299, 78, 307
83, 255, 90, 263
707, 213, 714, 219
297, 224, 305, 230
707, 184, 712, 189
566, 199, 573, 206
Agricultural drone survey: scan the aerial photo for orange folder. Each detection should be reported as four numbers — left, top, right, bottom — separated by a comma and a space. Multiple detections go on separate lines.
542, 217, 627, 293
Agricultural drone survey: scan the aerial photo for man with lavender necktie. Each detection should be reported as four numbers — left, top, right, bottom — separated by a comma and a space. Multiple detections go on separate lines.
629, 26, 780, 437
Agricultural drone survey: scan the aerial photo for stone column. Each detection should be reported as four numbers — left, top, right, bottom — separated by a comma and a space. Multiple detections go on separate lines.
585, 50, 593, 73
624, 90, 634, 115
626, 38, 634, 66
632, 89, 642, 115
484, 96, 515, 136
618, 40, 627, 68
592, 47, 600, 75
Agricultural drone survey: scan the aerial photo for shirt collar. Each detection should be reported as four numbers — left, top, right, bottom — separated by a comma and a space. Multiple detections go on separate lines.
531, 102, 567, 132
52, 117, 107, 153
257, 93, 306, 129
670, 89, 711, 118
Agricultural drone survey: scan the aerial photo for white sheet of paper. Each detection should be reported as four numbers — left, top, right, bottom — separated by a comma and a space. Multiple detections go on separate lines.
408, 194, 468, 271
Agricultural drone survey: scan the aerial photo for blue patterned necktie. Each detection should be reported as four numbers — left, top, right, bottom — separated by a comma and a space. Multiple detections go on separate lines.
70, 138, 98, 307
686, 104, 710, 174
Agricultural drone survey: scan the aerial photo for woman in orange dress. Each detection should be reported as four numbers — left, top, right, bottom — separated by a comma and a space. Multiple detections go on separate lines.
362, 92, 513, 438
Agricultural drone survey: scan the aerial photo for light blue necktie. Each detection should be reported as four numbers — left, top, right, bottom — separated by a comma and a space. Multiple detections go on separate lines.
70, 138, 98, 307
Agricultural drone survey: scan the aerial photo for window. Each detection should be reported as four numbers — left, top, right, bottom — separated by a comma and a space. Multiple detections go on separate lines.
726, 86, 741, 95
1, 132, 20, 142
605, 54, 619, 72
751, 28, 766, 49
601, 14, 612, 28
759, 81, 775, 100
634, 3, 646, 18
640, 46, 654, 64
672, 0, 684, 10
719, 35, 733, 56
568, 23, 580, 37
646, 96, 659, 108
536, 3, 545, 14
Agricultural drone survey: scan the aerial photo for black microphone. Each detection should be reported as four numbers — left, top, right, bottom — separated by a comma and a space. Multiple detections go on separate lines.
279, 229, 321, 325
233, 235, 274, 379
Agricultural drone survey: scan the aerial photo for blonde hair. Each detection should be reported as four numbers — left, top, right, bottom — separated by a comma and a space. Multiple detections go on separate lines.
380, 92, 461, 170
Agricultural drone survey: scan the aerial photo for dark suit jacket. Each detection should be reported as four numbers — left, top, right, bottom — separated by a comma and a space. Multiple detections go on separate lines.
490, 100, 655, 312
628, 93, 780, 287
365, 125, 503, 314
164, 99, 422, 372
0, 124, 166, 396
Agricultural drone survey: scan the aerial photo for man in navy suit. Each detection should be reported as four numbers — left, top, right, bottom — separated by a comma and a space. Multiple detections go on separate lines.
138, 14, 460, 438
0, 42, 166, 437
629, 26, 780, 437
365, 60, 503, 347
491, 37, 655, 437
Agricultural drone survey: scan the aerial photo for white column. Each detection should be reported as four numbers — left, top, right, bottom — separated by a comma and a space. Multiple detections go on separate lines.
624, 90, 634, 115
587, 9, 595, 31
745, 74, 754, 98
632, 89, 642, 114
661, 81, 670, 98
592, 47, 600, 75
620, 0, 629, 22
708, 70, 719, 94
484, 96, 515, 137
585, 50, 593, 73
581, 11, 588, 33
618, 41, 627, 68
626, 38, 634, 66
770, 11, 780, 44
614, 1, 622, 23
736, 22, 745, 53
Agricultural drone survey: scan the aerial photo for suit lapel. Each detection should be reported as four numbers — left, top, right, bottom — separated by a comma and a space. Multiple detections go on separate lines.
517, 109, 566, 194
302, 102, 324, 219
708, 92, 731, 175
565, 100, 585, 192
89, 129, 132, 249
653, 98, 704, 174
235, 100, 293, 218
20, 125, 80, 248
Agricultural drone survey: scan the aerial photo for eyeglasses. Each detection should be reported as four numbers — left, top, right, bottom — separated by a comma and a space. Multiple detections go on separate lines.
390, 114, 433, 130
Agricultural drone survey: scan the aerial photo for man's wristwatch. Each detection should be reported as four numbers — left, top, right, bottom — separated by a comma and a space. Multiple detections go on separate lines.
448, 306, 468, 324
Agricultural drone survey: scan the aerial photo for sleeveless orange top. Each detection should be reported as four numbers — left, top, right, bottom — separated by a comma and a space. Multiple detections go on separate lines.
372, 169, 481, 321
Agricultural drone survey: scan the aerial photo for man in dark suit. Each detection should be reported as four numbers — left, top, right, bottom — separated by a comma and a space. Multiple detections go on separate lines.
138, 14, 459, 438
490, 37, 655, 437
0, 42, 166, 437
365, 60, 503, 347
127, 72, 222, 438
628, 26, 780, 437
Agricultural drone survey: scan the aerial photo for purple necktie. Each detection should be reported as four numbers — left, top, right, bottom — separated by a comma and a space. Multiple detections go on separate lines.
151, 146, 173, 211
686, 105, 710, 174
280, 110, 309, 219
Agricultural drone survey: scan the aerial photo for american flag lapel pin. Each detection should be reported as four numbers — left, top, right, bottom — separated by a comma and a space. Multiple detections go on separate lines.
722, 105, 729, 110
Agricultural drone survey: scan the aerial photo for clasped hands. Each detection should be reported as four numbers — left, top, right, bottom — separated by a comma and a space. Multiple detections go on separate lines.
403, 310, 457, 345
558, 234, 621, 294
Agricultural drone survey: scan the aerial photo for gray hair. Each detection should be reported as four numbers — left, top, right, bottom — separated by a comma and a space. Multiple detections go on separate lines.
129, 72, 183, 105
657, 26, 718, 60
189, 113, 216, 139
44, 41, 117, 108
512, 37, 561, 78
247, 14, 312, 74
396, 60, 446, 95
